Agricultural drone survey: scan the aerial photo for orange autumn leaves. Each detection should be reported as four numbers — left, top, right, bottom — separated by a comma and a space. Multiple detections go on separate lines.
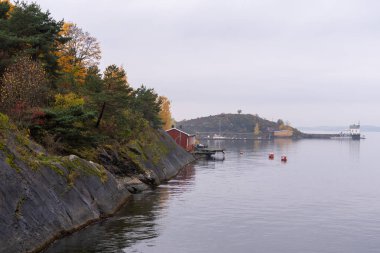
159, 96, 172, 130
56, 22, 101, 85
57, 22, 173, 130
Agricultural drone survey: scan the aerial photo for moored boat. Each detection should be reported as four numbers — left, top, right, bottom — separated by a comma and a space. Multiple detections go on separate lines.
331, 123, 361, 140
212, 134, 228, 140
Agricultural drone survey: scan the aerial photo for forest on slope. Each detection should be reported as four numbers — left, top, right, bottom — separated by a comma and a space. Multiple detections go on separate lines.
0, 2, 194, 252
0, 0, 173, 160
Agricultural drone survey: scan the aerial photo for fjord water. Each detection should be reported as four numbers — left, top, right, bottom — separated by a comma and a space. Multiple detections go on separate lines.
46, 133, 380, 253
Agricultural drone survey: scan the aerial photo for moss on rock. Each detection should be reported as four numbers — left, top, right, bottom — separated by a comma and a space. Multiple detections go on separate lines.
0, 113, 108, 186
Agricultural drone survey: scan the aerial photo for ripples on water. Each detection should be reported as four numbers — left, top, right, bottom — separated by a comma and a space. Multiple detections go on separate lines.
46, 133, 380, 253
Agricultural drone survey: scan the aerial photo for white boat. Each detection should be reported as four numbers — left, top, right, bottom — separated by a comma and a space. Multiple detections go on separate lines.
330, 123, 361, 140
212, 134, 228, 140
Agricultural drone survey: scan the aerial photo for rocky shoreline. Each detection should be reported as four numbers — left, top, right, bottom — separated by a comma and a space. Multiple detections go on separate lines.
0, 125, 195, 253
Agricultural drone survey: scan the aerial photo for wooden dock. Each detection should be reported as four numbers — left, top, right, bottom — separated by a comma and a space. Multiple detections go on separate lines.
192, 147, 225, 159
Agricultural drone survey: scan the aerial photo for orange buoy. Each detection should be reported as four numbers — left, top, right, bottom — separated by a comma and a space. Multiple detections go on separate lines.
269, 153, 274, 159
281, 155, 287, 162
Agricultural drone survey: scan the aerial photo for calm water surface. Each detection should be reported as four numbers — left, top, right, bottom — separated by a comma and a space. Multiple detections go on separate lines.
46, 133, 380, 253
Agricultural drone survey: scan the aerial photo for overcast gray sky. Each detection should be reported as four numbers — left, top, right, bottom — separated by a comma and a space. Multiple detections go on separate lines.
34, 0, 380, 127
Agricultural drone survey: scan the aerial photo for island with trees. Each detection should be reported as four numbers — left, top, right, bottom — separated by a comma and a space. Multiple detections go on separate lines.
177, 113, 301, 139
177, 113, 338, 140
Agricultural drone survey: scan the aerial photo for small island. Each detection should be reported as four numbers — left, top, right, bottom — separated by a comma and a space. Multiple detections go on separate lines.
176, 113, 348, 140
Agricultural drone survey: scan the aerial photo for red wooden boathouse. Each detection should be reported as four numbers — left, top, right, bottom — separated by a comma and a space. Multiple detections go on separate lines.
166, 128, 196, 152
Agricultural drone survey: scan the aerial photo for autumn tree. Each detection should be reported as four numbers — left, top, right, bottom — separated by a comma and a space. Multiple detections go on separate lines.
254, 123, 261, 136
0, 1, 173, 153
0, 56, 48, 121
159, 96, 172, 130
0, 1, 12, 19
56, 22, 101, 85
54, 92, 84, 109
60, 23, 101, 67
0, 0, 13, 23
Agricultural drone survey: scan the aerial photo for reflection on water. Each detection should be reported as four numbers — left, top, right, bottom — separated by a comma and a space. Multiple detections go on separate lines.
46, 165, 196, 253
46, 134, 380, 253
45, 192, 162, 253
349, 140, 360, 162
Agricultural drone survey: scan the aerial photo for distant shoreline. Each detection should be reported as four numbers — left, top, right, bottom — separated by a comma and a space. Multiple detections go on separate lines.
198, 133, 340, 140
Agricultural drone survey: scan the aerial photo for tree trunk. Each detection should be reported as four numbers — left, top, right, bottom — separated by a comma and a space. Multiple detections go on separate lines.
95, 102, 106, 128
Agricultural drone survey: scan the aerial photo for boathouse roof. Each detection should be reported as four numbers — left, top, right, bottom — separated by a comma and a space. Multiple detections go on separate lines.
166, 128, 196, 137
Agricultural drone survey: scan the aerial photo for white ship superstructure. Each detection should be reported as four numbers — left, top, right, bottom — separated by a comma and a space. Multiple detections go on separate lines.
331, 123, 361, 140
349, 123, 360, 140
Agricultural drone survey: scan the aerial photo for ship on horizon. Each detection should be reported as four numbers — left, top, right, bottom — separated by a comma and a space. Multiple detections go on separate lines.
331, 123, 363, 140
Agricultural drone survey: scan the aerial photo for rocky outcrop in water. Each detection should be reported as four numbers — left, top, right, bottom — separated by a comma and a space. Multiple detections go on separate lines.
0, 115, 194, 253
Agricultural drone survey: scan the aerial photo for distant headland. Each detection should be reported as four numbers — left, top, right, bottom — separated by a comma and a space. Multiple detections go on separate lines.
176, 113, 346, 140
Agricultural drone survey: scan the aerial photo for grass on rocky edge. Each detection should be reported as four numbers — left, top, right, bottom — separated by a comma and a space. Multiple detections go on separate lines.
0, 113, 108, 186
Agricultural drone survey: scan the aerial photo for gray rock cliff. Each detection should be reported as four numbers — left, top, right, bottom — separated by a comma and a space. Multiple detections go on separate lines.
0, 120, 194, 253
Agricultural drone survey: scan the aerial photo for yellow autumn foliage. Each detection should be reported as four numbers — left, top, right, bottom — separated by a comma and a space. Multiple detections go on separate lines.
254, 123, 261, 135
159, 96, 172, 130
0, 0, 14, 17
55, 23, 86, 84
54, 93, 85, 109
279, 122, 293, 131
